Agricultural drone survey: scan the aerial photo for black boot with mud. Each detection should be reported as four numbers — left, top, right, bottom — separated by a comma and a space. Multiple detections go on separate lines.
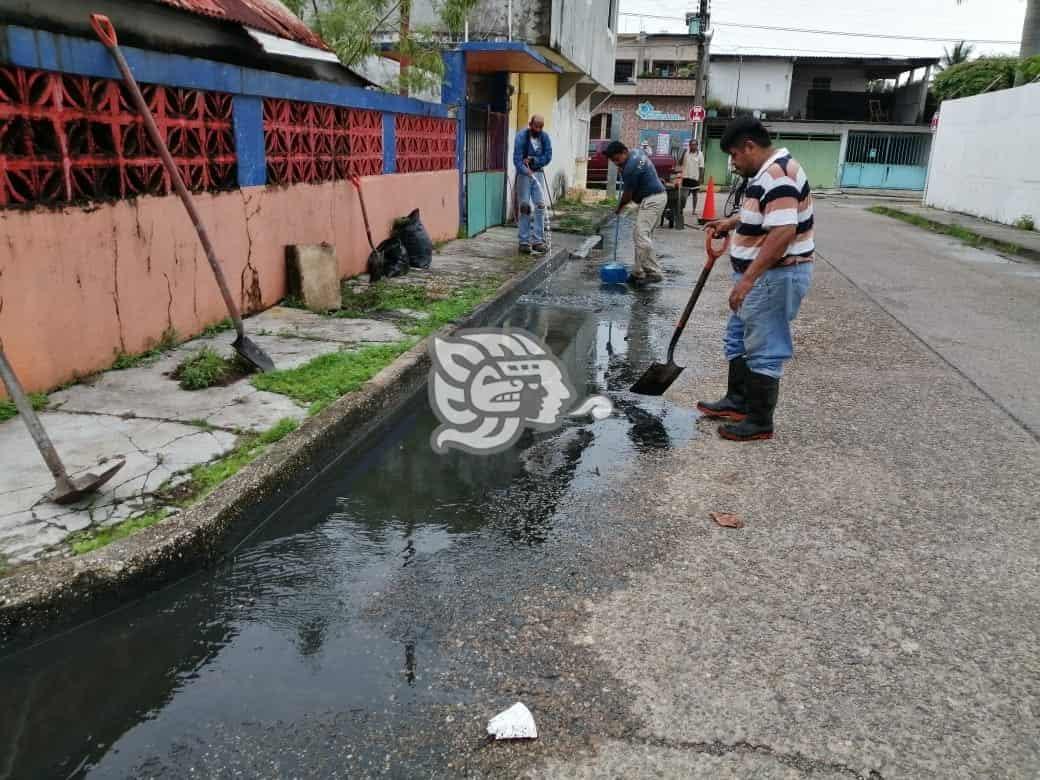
719, 371, 778, 441
697, 356, 749, 421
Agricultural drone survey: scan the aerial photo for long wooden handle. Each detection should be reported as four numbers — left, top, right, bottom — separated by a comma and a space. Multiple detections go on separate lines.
91, 13, 246, 339
664, 232, 731, 364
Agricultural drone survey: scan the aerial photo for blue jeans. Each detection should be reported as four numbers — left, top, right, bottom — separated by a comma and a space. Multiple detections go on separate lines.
516, 173, 545, 245
724, 263, 814, 378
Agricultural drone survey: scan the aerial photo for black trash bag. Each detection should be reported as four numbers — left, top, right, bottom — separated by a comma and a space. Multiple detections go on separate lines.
370, 235, 410, 281
394, 209, 434, 269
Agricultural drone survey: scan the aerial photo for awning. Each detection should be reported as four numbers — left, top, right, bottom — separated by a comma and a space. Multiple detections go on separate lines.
460, 42, 562, 74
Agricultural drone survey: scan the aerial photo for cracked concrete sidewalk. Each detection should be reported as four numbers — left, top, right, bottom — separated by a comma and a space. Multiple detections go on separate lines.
1, 227, 565, 566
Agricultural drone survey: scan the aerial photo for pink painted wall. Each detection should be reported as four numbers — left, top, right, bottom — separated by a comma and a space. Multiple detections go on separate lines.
0, 170, 459, 394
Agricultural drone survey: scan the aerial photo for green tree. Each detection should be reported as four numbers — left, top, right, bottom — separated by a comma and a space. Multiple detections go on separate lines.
283, 0, 479, 96
938, 40, 975, 71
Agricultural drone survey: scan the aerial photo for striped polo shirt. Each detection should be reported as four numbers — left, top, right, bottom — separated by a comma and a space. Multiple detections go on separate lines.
731, 148, 815, 273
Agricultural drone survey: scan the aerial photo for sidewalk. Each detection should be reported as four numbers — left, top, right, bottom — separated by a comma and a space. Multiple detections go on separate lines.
876, 203, 1040, 261
0, 227, 581, 571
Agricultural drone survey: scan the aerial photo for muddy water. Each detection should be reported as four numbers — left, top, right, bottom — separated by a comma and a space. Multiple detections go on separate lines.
0, 238, 700, 779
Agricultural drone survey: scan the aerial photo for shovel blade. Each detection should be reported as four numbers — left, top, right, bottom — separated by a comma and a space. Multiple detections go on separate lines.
48, 459, 126, 505
234, 335, 275, 373
630, 362, 684, 396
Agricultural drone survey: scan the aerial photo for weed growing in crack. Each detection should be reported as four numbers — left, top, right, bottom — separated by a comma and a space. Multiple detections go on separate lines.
111, 327, 180, 370
69, 509, 169, 556
174, 348, 251, 391
0, 392, 48, 424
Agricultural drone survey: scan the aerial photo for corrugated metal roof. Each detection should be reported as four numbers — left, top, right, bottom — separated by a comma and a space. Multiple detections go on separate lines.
155, 0, 331, 51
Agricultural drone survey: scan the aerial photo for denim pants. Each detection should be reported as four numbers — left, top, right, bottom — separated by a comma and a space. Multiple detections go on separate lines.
516, 173, 545, 245
724, 263, 814, 378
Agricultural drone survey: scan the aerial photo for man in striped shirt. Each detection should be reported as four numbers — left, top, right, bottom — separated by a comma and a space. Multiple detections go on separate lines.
699, 117, 814, 441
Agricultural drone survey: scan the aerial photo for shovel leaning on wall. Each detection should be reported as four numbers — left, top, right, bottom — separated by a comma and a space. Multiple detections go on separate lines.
90, 13, 275, 374
0, 341, 125, 505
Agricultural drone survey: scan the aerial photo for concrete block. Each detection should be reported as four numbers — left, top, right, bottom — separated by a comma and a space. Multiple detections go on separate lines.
286, 244, 342, 313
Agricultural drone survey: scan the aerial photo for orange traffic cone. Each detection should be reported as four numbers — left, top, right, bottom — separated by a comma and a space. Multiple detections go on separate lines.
698, 176, 717, 224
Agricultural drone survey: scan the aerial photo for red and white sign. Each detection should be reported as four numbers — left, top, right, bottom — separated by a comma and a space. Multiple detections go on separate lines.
930, 111, 940, 131
689, 105, 706, 123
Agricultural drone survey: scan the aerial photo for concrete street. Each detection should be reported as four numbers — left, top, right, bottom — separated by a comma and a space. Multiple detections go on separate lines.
2, 201, 1038, 778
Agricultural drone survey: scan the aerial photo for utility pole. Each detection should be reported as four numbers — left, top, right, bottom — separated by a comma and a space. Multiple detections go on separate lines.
688, 0, 711, 145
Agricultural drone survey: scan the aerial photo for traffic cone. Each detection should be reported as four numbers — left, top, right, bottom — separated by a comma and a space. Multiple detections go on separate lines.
698, 177, 717, 224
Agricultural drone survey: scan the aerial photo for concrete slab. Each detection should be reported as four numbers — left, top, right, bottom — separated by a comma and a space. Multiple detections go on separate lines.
890, 204, 1040, 260
51, 349, 307, 433
247, 307, 405, 344
285, 244, 342, 312
0, 412, 236, 562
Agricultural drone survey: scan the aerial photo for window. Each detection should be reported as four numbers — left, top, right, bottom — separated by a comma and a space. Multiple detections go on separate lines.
812, 77, 832, 91
653, 61, 677, 78
614, 60, 635, 83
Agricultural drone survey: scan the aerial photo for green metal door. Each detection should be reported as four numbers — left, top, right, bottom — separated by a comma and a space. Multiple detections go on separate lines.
703, 127, 841, 190
774, 134, 841, 190
465, 107, 507, 236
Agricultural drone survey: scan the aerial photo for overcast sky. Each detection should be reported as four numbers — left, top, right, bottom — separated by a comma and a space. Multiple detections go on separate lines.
619, 0, 1026, 59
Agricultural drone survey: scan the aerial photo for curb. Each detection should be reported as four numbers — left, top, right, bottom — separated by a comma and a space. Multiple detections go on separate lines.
0, 243, 575, 648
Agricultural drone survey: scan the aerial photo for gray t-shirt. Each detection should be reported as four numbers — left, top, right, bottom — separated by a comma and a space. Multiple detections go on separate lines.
621, 151, 665, 203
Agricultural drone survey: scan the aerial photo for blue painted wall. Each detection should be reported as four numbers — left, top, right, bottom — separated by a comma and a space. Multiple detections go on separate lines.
2, 25, 450, 118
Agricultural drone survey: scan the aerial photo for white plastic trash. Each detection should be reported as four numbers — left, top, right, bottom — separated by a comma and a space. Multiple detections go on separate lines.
486, 702, 538, 740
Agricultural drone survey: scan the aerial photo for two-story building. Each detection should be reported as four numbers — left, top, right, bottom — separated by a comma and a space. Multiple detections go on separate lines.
592, 29, 704, 161
706, 53, 940, 191
374, 0, 618, 234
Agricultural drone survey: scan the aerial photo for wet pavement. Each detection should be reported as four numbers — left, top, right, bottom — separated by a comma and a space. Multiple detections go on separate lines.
0, 218, 707, 778
5, 201, 1038, 778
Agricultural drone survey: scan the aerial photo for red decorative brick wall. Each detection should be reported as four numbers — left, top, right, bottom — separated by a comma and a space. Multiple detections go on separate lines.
395, 115, 456, 173
263, 98, 382, 185
0, 65, 236, 207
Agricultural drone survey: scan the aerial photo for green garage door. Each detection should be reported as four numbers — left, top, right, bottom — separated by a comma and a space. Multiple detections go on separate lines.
703, 127, 841, 190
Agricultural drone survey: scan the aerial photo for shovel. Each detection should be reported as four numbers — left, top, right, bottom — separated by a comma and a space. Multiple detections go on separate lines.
349, 175, 385, 281
0, 341, 125, 504
630, 229, 731, 396
90, 14, 274, 374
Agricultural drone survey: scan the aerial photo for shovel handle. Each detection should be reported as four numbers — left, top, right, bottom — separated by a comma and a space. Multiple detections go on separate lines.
90, 13, 118, 47
664, 231, 728, 364
350, 175, 377, 251
91, 13, 246, 340
704, 228, 731, 269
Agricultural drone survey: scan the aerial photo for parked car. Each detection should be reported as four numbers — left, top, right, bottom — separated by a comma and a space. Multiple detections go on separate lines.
586, 139, 676, 189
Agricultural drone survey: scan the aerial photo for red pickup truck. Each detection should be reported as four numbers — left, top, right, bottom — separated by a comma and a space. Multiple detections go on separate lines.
586, 139, 676, 189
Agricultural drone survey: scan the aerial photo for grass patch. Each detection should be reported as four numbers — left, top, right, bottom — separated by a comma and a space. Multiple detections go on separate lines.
0, 392, 48, 424
338, 281, 431, 318
255, 282, 501, 415
201, 318, 234, 338
868, 207, 1023, 256
163, 417, 299, 505
552, 198, 615, 235
111, 328, 179, 370
69, 509, 169, 556
253, 342, 414, 411
1014, 215, 1035, 232
173, 347, 250, 391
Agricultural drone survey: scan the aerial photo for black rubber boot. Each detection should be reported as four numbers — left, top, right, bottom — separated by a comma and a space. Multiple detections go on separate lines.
719, 371, 779, 441
697, 357, 749, 421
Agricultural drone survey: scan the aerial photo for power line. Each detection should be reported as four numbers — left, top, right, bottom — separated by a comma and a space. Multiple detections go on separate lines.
617, 11, 1020, 45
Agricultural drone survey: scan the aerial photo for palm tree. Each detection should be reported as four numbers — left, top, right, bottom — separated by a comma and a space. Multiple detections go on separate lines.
938, 40, 974, 71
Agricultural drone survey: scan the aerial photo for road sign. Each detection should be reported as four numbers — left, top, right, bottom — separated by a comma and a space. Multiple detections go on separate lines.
689, 105, 706, 123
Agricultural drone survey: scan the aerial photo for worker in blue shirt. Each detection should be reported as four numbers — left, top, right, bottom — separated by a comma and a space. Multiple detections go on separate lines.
606, 141, 667, 285
513, 115, 553, 255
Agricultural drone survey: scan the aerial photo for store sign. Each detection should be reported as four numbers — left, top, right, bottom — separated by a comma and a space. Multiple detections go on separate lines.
635, 102, 685, 122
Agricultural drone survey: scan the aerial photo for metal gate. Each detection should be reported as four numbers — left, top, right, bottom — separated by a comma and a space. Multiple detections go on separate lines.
465, 107, 508, 236
841, 131, 931, 190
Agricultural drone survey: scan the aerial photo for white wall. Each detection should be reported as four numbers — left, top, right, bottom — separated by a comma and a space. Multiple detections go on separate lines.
925, 83, 1040, 227
709, 59, 792, 113
788, 65, 866, 119
549, 0, 618, 88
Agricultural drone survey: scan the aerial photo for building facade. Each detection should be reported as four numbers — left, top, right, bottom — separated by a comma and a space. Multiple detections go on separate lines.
373, 0, 619, 233
592, 31, 705, 159
705, 54, 939, 191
